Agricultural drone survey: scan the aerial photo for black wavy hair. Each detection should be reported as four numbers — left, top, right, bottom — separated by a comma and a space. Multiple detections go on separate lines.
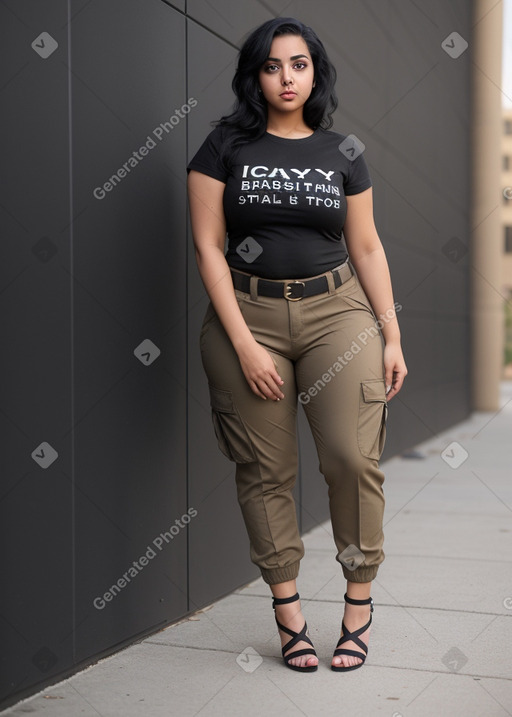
215, 17, 338, 169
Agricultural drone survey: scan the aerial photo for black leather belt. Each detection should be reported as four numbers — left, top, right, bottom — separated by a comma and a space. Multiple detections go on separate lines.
230, 262, 353, 301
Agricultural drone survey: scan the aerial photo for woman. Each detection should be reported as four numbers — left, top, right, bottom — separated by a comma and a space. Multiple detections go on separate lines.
187, 17, 407, 673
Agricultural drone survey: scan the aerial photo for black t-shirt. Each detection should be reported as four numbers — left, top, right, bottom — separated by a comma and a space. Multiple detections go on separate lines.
187, 125, 372, 279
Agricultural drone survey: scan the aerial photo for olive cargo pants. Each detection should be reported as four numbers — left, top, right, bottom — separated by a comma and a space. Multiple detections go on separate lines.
200, 264, 388, 585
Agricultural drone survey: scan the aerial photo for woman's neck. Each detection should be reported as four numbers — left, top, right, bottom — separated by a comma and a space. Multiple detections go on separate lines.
266, 110, 314, 139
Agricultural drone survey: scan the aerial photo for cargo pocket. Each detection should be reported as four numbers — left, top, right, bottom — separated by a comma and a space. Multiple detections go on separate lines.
209, 385, 256, 463
357, 380, 388, 460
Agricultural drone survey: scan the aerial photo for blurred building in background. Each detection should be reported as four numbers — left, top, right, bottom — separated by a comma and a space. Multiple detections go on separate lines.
502, 107, 512, 375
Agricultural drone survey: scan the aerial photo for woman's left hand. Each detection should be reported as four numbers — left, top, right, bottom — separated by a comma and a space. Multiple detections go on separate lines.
383, 341, 408, 401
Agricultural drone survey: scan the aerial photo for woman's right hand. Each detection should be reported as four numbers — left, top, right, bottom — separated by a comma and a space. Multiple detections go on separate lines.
236, 338, 285, 401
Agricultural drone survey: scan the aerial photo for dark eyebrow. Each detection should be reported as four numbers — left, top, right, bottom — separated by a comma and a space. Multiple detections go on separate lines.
265, 54, 309, 62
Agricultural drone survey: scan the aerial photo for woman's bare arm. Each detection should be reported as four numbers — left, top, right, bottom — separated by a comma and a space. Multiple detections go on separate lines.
344, 187, 408, 400
187, 169, 284, 400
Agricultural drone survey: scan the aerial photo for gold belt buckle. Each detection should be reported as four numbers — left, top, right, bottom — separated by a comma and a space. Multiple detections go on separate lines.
284, 280, 306, 301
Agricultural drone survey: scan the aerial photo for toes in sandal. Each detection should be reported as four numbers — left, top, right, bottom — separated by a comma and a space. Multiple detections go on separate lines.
272, 591, 318, 672
331, 592, 374, 672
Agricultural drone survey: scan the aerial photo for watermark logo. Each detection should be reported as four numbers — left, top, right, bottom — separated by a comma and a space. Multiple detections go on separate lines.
31, 32, 58, 59
134, 339, 161, 366
236, 236, 263, 263
32, 442, 58, 469
338, 134, 365, 161
441, 441, 468, 469
442, 646, 468, 672
442, 236, 468, 263
32, 236, 58, 263
32, 646, 58, 672
236, 647, 263, 672
441, 32, 468, 59
337, 544, 365, 571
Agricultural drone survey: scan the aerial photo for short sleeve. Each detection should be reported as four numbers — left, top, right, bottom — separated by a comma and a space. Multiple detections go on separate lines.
187, 125, 228, 183
344, 150, 372, 195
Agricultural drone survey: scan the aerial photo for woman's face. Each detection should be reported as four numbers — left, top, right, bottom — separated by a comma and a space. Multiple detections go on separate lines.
258, 34, 315, 117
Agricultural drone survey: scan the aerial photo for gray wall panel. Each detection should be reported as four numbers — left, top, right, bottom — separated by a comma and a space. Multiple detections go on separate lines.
1, 0, 189, 706
186, 19, 259, 606
0, 0, 74, 702
165, 0, 186, 12
71, 0, 188, 662
187, 0, 292, 45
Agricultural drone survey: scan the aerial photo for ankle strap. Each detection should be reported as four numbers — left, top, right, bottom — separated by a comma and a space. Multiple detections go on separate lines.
272, 591, 300, 607
344, 593, 374, 612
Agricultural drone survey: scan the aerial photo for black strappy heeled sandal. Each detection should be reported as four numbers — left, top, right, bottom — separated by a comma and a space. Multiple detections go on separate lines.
331, 592, 374, 672
272, 592, 318, 672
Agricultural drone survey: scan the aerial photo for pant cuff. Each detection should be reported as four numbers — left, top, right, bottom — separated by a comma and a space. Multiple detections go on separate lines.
260, 559, 301, 585
341, 564, 380, 583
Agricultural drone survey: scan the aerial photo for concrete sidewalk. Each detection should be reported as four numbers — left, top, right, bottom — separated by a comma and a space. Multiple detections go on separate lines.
4, 383, 512, 716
